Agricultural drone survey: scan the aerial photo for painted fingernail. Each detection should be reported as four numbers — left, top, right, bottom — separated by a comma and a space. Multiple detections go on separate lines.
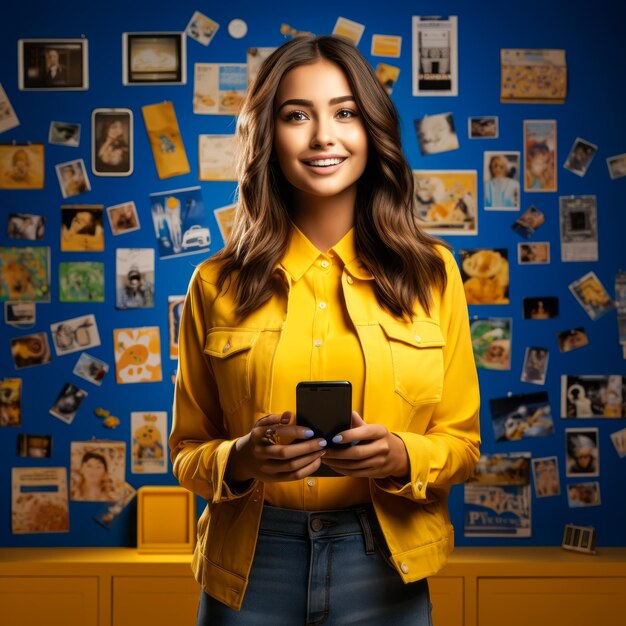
332, 435, 343, 444
350, 440, 361, 446
303, 429, 315, 438
318, 439, 328, 447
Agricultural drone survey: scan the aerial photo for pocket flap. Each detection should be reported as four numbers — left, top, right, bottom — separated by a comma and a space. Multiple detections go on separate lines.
204, 329, 258, 358
380, 321, 446, 348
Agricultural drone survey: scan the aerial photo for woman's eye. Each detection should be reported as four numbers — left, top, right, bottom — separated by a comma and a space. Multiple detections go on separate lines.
336, 108, 357, 119
285, 110, 307, 122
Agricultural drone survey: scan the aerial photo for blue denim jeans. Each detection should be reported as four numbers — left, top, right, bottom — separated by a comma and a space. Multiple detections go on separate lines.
197, 504, 432, 625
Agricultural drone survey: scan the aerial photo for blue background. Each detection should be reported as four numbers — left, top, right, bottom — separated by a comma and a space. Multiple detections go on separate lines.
0, 0, 624, 548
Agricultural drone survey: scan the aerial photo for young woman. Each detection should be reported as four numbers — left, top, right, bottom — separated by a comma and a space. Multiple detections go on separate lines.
170, 34, 480, 625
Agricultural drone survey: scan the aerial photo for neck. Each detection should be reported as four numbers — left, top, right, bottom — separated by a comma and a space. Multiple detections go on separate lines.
292, 187, 356, 251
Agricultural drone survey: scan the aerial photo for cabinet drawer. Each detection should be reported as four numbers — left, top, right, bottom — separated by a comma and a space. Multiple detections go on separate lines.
430, 576, 464, 626
0, 576, 98, 626
478, 577, 626, 626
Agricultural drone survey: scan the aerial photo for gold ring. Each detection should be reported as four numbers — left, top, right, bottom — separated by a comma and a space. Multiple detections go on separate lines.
262, 427, 279, 445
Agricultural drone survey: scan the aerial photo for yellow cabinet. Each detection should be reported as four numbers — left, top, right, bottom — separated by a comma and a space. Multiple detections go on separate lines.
429, 577, 464, 626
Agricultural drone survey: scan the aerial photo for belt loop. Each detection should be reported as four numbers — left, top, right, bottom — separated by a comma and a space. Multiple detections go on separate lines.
356, 508, 375, 555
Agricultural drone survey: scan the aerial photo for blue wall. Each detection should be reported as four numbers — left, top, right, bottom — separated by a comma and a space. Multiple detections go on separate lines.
1, 0, 624, 548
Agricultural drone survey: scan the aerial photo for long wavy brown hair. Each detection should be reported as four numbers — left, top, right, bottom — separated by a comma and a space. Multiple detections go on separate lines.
216, 34, 448, 320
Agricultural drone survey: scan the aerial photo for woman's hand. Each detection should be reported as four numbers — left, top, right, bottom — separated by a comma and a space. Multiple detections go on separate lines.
321, 412, 409, 480
225, 412, 328, 484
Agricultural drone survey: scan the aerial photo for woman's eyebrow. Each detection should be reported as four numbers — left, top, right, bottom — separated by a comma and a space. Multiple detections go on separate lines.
276, 95, 355, 112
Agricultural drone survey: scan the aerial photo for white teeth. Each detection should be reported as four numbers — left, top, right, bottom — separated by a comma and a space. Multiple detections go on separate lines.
307, 158, 343, 167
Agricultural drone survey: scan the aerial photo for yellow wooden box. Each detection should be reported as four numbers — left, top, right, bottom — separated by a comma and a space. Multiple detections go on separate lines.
137, 486, 196, 554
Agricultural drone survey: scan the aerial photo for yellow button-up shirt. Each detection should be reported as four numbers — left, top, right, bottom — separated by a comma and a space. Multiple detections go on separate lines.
170, 227, 480, 610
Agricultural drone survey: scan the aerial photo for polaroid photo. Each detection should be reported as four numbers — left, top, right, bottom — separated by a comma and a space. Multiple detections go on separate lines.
18, 38, 88, 91
518, 242, 550, 264
168, 295, 185, 359
0, 377, 22, 426
332, 17, 365, 46
60, 205, 104, 252
10, 333, 51, 369
198, 134, 236, 181
375, 63, 400, 95
0, 83, 19, 133
131, 411, 168, 474
123, 32, 186, 85
49, 121, 80, 147
459, 248, 509, 305
115, 248, 155, 310
415, 113, 459, 155
565, 427, 599, 477
531, 456, 560, 497
568, 271, 614, 320
489, 391, 554, 442
247, 47, 276, 85
607, 153, 626, 180
59, 261, 105, 303
50, 314, 101, 356
0, 143, 45, 190
371, 34, 402, 58
559, 195, 598, 262
511, 205, 545, 238
73, 352, 109, 386
484, 151, 520, 210
70, 440, 126, 501
186, 11, 219, 46
567, 482, 601, 507
49, 382, 87, 424
106, 201, 140, 235
55, 158, 90, 198
470, 317, 512, 371
562, 374, 624, 418
563, 137, 597, 176
17, 434, 52, 458
95, 482, 137, 528
91, 108, 133, 176
557, 327, 589, 353
5, 301, 36, 326
7, 213, 45, 240
468, 116, 498, 139
524, 119, 557, 192
611, 428, 626, 458
522, 296, 559, 319
521, 346, 549, 385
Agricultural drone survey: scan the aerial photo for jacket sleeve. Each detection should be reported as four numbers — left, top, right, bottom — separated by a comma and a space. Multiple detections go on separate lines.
375, 248, 481, 502
169, 267, 255, 503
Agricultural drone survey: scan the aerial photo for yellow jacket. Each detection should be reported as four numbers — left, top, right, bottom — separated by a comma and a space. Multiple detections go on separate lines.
170, 241, 480, 610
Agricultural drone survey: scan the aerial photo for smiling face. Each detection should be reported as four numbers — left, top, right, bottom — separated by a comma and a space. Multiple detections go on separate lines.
81, 457, 106, 485
272, 59, 368, 209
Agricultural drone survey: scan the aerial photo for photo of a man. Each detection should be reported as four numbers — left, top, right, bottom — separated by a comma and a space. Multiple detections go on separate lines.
18, 39, 88, 90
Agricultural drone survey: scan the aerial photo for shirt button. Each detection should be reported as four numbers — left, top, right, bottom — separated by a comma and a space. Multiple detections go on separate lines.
314, 339, 322, 347
414, 335, 421, 343
222, 342, 231, 352
346, 276, 354, 284
311, 518, 324, 532
320, 260, 330, 268
319, 302, 327, 309
400, 562, 410, 574
306, 478, 316, 487
416, 481, 423, 491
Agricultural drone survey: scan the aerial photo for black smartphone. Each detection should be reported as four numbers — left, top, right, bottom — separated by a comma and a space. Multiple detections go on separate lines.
296, 381, 352, 477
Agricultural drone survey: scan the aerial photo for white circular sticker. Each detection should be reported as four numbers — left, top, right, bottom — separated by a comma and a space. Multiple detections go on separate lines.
228, 18, 248, 39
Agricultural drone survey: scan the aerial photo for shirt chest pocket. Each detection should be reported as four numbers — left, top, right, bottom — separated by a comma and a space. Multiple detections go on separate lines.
380, 321, 446, 406
204, 329, 259, 415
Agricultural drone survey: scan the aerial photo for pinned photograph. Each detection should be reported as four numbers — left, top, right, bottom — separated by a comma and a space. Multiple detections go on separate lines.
412, 16, 458, 96
332, 17, 365, 46
565, 428, 599, 477
193, 63, 247, 115
131, 411, 168, 473
70, 440, 126, 501
106, 201, 140, 235
48, 121, 80, 147
610, 428, 626, 458
557, 327, 589, 353
116, 248, 155, 309
415, 113, 459, 154
50, 314, 101, 356
95, 482, 137, 528
470, 317, 511, 370
459, 248, 509, 305
559, 195, 598, 262
562, 374, 624, 418
73, 353, 109, 386
17, 434, 52, 458
607, 153, 626, 180
12, 467, 69, 534
563, 138, 597, 176
0, 143, 44, 189
123, 32, 186, 85
413, 170, 477, 235
490, 391, 554, 442
567, 481, 600, 508
568, 271, 614, 320
92, 108, 133, 176
468, 116, 498, 139
198, 134, 236, 181
186, 11, 219, 46
522, 296, 559, 319
5, 301, 36, 326
532, 457, 560, 497
375, 63, 400, 95
484, 151, 520, 210
0, 246, 50, 301
511, 205, 545, 238
60, 205, 104, 251
524, 120, 557, 192
518, 242, 549, 264
49, 382, 88, 424
500, 49, 566, 103
521, 347, 549, 385
168, 295, 185, 359
247, 47, 276, 84
59, 261, 104, 303
213, 204, 236, 243
7, 213, 45, 240
371, 34, 402, 58
113, 326, 162, 384
10, 333, 51, 369
55, 159, 90, 198
18, 38, 88, 91
0, 83, 20, 133
0, 377, 22, 426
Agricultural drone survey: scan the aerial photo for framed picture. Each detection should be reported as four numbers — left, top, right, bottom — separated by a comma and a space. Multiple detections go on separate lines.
18, 38, 88, 91
91, 108, 133, 176
123, 32, 186, 85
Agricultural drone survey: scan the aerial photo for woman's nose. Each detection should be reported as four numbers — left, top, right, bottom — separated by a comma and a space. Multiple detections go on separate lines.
310, 118, 335, 148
